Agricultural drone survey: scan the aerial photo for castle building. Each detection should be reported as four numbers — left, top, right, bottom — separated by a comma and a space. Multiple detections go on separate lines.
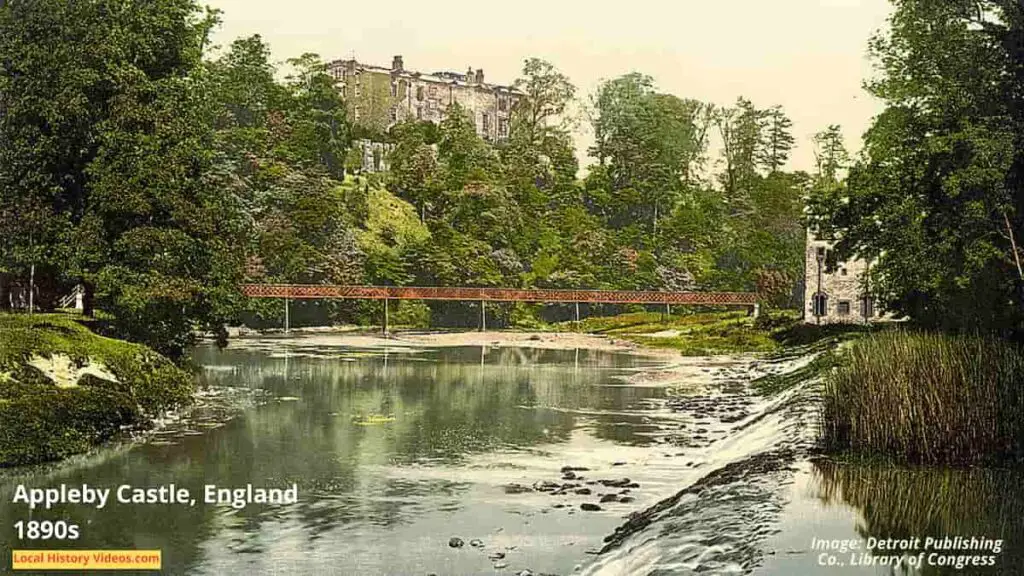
804, 229, 882, 324
328, 55, 524, 142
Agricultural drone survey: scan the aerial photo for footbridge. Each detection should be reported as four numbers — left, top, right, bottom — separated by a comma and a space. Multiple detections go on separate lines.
240, 284, 760, 332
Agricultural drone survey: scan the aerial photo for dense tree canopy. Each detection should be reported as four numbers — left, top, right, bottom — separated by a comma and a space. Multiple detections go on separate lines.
808, 0, 1024, 335
1, 1, 817, 342
0, 0, 240, 357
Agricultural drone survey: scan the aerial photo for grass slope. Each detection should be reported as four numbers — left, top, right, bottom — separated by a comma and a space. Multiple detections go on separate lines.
555, 310, 792, 356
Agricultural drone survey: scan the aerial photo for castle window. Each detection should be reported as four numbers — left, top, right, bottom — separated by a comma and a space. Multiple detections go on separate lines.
482, 112, 490, 133
416, 106, 423, 120
498, 118, 509, 138
417, 86, 424, 101
840, 268, 847, 276
428, 86, 438, 98
390, 108, 398, 123
837, 301, 850, 316
391, 83, 398, 97
812, 293, 828, 316
498, 97, 508, 112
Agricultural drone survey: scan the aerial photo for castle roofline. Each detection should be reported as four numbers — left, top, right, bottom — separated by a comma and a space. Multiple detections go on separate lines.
328, 57, 525, 95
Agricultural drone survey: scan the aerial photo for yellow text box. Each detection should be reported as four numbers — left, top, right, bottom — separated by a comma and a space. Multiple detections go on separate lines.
12, 550, 161, 570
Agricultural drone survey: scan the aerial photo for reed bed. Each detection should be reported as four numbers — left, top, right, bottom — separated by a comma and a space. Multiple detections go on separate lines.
821, 330, 1024, 465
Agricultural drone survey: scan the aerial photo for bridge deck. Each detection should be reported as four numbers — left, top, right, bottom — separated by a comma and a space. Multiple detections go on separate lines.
241, 284, 758, 305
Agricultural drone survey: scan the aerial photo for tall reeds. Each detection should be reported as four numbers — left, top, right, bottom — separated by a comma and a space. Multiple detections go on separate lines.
821, 330, 1024, 465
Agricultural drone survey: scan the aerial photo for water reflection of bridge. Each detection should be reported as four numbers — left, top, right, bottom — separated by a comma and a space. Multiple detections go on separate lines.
241, 284, 760, 332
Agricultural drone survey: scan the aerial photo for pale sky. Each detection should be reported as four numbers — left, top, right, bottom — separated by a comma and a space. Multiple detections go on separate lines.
205, 0, 892, 174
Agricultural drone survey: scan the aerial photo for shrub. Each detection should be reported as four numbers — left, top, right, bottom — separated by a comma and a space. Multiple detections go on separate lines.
821, 330, 1024, 465
390, 300, 431, 329
0, 314, 193, 466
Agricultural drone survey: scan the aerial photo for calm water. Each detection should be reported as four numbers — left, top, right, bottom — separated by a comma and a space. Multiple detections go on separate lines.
2, 337, 1022, 575
0, 338, 688, 575
758, 460, 1024, 575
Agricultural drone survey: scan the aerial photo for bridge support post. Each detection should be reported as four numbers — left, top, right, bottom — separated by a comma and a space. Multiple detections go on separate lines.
284, 296, 290, 333
383, 298, 389, 335
575, 302, 580, 323
28, 263, 34, 315
480, 300, 486, 332
753, 303, 760, 319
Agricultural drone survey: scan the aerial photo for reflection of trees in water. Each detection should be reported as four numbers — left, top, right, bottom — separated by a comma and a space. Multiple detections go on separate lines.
0, 432, 238, 573
113, 344, 666, 568
197, 345, 665, 458
0, 346, 669, 573
811, 459, 1024, 574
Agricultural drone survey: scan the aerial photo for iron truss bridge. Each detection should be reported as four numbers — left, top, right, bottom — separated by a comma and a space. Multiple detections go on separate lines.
241, 284, 758, 306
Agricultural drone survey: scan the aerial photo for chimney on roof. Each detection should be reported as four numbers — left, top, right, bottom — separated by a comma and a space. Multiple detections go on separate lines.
475, 69, 484, 84
466, 66, 474, 80
392, 55, 404, 71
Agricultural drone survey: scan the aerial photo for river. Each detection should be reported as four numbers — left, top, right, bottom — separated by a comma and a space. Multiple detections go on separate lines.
1, 334, 1022, 575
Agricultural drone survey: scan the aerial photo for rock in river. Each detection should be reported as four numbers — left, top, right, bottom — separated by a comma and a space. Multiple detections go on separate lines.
580, 503, 602, 511
449, 537, 464, 548
504, 483, 534, 494
533, 480, 561, 492
470, 539, 485, 548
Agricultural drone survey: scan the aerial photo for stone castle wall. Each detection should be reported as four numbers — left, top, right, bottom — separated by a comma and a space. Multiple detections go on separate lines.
804, 229, 878, 324
329, 56, 520, 142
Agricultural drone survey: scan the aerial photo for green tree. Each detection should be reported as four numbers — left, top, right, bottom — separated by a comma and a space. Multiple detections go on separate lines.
716, 97, 764, 210
809, 0, 1024, 333
589, 73, 710, 234
280, 53, 350, 179
387, 120, 440, 221
759, 105, 795, 173
511, 57, 576, 146
0, 0, 244, 358
812, 125, 849, 184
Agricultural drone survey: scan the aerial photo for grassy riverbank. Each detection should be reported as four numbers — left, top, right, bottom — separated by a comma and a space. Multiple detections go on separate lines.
0, 314, 194, 467
555, 309, 805, 356
821, 330, 1024, 466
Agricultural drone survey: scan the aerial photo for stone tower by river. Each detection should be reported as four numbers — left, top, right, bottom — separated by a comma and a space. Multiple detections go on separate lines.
804, 229, 881, 325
